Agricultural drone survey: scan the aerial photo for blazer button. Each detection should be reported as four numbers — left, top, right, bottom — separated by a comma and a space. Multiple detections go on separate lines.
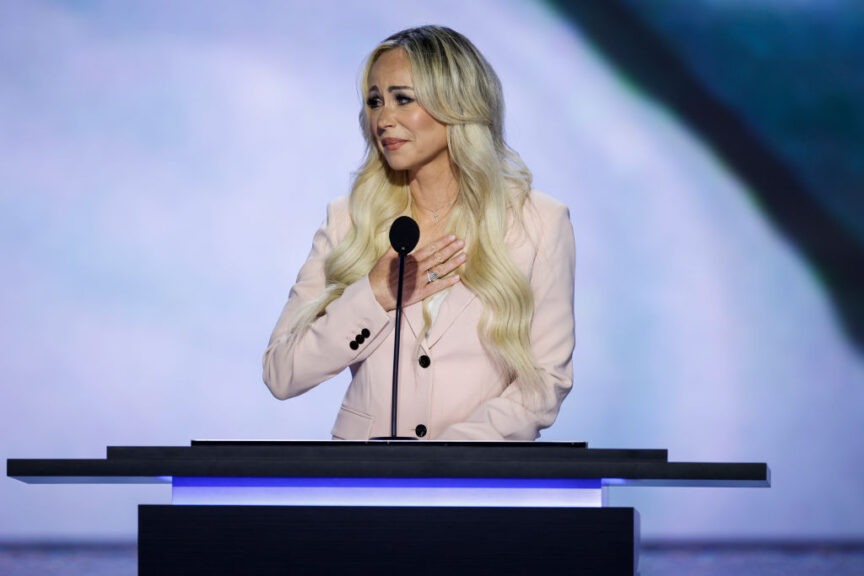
361, 328, 370, 338
355, 334, 365, 345
418, 355, 431, 368
415, 424, 427, 438
349, 340, 359, 350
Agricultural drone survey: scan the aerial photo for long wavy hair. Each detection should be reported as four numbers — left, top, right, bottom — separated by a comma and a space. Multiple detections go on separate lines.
291, 25, 541, 393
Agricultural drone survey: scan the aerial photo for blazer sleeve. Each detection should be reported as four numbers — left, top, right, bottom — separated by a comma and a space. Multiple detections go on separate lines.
435, 197, 575, 440
262, 198, 394, 400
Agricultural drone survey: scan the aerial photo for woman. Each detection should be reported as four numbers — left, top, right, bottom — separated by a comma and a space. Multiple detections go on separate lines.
263, 25, 575, 440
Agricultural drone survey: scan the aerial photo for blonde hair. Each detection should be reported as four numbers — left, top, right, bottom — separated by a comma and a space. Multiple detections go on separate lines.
292, 26, 541, 393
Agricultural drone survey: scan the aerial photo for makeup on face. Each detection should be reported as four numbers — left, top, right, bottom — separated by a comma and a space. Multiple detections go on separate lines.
366, 49, 449, 176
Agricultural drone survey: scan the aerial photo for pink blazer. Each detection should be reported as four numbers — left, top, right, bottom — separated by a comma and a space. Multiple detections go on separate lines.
262, 190, 575, 440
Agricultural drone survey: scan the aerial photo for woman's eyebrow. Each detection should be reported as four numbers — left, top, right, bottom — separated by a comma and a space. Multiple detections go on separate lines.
367, 85, 414, 94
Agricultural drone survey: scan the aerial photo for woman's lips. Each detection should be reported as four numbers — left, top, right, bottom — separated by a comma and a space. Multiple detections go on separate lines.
381, 138, 407, 151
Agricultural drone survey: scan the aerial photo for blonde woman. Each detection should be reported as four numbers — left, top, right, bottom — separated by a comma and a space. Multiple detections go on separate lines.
263, 26, 575, 440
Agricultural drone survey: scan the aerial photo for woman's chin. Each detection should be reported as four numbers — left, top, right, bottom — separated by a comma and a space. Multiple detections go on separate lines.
384, 159, 411, 172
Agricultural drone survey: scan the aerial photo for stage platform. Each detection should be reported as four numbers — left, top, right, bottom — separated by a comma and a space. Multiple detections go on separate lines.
7, 440, 770, 575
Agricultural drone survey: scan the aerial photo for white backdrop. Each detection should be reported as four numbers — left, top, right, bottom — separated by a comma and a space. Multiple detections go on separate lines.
2, 0, 862, 540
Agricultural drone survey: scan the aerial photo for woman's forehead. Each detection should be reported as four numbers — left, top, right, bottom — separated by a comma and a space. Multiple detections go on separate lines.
368, 49, 413, 89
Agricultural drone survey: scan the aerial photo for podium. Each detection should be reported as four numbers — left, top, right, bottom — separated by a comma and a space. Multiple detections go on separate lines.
7, 441, 770, 575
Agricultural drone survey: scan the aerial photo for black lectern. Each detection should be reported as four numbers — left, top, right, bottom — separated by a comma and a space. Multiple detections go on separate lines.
7, 441, 770, 575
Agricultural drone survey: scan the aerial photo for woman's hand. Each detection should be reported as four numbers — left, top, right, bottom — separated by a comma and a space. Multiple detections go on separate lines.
369, 234, 466, 311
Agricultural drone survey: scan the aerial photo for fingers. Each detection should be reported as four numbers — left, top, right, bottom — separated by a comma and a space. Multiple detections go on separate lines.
412, 234, 459, 264
414, 235, 465, 272
425, 249, 466, 284
417, 235, 465, 291
423, 267, 462, 297
401, 235, 466, 306
373, 234, 467, 310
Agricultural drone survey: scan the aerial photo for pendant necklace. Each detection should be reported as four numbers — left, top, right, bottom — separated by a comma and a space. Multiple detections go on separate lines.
420, 195, 458, 224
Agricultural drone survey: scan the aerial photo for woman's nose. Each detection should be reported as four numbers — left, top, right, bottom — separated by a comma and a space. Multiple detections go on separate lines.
377, 105, 396, 130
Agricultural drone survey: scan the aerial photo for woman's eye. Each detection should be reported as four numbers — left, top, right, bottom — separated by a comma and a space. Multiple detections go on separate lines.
396, 95, 414, 105
366, 96, 382, 108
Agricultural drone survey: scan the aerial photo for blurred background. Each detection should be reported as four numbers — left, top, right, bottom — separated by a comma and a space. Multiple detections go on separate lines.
2, 0, 863, 543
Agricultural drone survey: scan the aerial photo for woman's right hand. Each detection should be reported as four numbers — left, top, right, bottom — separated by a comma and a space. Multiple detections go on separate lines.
369, 234, 466, 311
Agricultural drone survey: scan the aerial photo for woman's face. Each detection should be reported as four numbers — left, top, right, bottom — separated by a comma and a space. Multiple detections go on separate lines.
366, 49, 449, 178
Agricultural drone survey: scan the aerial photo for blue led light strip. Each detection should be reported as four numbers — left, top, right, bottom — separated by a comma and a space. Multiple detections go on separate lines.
172, 477, 606, 508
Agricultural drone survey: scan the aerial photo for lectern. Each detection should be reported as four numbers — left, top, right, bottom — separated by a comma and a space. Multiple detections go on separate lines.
7, 441, 770, 575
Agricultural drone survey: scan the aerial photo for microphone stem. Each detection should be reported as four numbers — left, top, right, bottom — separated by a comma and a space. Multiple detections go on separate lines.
390, 252, 406, 438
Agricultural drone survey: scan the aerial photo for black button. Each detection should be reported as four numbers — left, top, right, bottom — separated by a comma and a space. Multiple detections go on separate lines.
418, 355, 431, 368
349, 340, 359, 350
355, 334, 365, 345
361, 328, 370, 338
415, 424, 427, 438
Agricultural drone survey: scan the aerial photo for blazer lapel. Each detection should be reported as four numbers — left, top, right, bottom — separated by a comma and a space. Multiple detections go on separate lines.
426, 283, 477, 348
402, 299, 425, 341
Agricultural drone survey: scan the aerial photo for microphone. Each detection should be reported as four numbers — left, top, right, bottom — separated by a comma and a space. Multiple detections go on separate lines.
389, 215, 420, 254
372, 216, 420, 441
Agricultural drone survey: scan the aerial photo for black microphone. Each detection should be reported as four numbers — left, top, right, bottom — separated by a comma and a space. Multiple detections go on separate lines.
389, 215, 420, 254
372, 216, 420, 441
